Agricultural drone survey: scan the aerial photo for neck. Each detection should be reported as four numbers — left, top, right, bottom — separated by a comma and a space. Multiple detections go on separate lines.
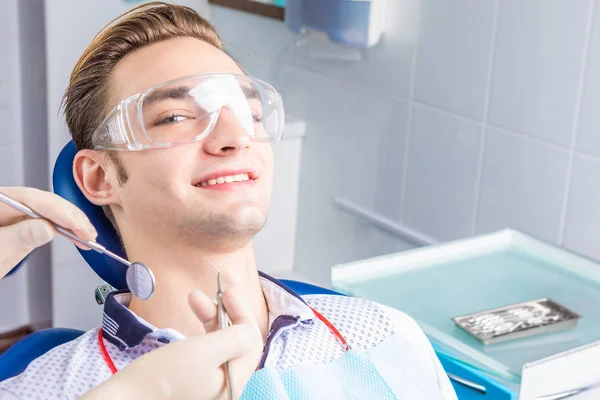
125, 238, 269, 341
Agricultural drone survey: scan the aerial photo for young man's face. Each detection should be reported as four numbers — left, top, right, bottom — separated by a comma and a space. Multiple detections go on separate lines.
104, 37, 274, 248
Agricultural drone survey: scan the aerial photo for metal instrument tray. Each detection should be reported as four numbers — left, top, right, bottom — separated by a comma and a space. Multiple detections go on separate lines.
453, 298, 580, 345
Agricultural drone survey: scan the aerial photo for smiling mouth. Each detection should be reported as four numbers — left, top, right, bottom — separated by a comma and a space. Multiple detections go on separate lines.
195, 173, 255, 187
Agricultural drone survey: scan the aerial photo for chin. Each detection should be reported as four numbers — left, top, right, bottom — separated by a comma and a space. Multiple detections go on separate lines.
232, 207, 269, 233
174, 205, 269, 241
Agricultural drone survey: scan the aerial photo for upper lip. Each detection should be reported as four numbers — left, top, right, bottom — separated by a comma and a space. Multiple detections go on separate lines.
194, 168, 258, 185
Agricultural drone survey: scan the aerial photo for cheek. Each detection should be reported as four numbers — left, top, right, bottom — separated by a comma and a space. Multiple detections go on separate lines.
260, 144, 275, 182
122, 151, 188, 199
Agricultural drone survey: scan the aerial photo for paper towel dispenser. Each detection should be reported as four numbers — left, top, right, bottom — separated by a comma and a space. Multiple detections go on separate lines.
284, 0, 386, 48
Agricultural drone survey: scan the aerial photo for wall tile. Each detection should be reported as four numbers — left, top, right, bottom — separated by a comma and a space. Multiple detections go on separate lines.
284, 67, 357, 281
345, 216, 415, 265
0, 107, 12, 146
403, 105, 483, 241
342, 85, 409, 222
51, 257, 104, 330
271, 63, 349, 123
488, 0, 592, 146
476, 128, 569, 242
0, 144, 17, 186
0, 2, 15, 147
51, 234, 82, 265
278, 0, 419, 99
576, 5, 600, 158
414, 0, 496, 119
211, 5, 296, 59
563, 154, 600, 260
227, 48, 276, 84
0, 268, 28, 332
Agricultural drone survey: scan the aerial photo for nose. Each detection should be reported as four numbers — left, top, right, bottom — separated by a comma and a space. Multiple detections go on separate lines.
203, 107, 251, 156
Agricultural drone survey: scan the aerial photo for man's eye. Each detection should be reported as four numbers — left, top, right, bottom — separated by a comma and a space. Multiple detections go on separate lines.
155, 113, 189, 125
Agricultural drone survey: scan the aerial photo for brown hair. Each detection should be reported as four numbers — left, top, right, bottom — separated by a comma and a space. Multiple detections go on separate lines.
62, 1, 223, 232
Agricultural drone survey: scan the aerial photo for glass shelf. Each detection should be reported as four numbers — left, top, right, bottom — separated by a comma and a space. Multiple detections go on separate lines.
331, 229, 600, 386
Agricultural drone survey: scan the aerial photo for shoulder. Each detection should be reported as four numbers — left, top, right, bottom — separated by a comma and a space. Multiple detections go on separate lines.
304, 294, 458, 399
303, 294, 426, 350
0, 328, 111, 400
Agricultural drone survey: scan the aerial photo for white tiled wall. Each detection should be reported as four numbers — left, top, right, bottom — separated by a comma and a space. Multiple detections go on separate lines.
414, 0, 496, 120
578, 3, 600, 158
564, 154, 600, 257
476, 128, 570, 243
211, 0, 600, 284
489, 1, 592, 147
403, 105, 482, 241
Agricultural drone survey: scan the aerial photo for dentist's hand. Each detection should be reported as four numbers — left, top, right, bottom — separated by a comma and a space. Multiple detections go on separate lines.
87, 289, 262, 400
0, 186, 97, 278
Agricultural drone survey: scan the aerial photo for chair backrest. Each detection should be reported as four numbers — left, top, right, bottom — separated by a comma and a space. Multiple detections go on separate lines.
52, 141, 128, 290
0, 328, 85, 382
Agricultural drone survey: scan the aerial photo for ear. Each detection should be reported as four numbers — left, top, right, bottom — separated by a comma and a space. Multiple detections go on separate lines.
73, 150, 121, 207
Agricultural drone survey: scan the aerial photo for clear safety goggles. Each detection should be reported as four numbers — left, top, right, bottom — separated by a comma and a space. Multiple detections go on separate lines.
91, 73, 285, 151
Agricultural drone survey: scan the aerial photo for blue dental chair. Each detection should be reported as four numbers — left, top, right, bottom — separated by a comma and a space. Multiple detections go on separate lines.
0, 140, 517, 399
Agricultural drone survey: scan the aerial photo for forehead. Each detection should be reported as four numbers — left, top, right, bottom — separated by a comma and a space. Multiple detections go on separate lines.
109, 36, 243, 103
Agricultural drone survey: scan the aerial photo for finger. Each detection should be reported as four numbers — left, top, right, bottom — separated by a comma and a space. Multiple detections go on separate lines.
188, 289, 217, 324
72, 239, 92, 251
195, 323, 262, 367
219, 290, 263, 392
0, 219, 55, 279
188, 288, 257, 335
221, 289, 257, 327
117, 324, 262, 400
188, 289, 221, 334
207, 323, 263, 397
192, 325, 262, 396
0, 187, 97, 241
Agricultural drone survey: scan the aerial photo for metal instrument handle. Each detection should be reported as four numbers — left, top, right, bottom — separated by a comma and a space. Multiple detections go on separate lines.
535, 379, 600, 400
447, 373, 487, 395
0, 191, 131, 267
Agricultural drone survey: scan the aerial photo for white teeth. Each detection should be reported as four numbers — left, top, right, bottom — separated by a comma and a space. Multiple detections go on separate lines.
198, 173, 251, 187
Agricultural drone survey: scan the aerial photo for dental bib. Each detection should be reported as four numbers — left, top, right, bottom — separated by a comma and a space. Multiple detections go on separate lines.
239, 332, 448, 400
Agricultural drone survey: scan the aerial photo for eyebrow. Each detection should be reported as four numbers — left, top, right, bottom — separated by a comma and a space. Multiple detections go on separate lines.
142, 83, 262, 109
242, 86, 260, 100
142, 87, 193, 109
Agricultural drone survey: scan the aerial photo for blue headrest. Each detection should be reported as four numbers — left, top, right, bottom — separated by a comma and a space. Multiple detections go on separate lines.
52, 141, 128, 290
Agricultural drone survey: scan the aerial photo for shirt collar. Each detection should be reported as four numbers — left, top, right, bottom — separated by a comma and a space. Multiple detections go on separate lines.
101, 271, 315, 350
